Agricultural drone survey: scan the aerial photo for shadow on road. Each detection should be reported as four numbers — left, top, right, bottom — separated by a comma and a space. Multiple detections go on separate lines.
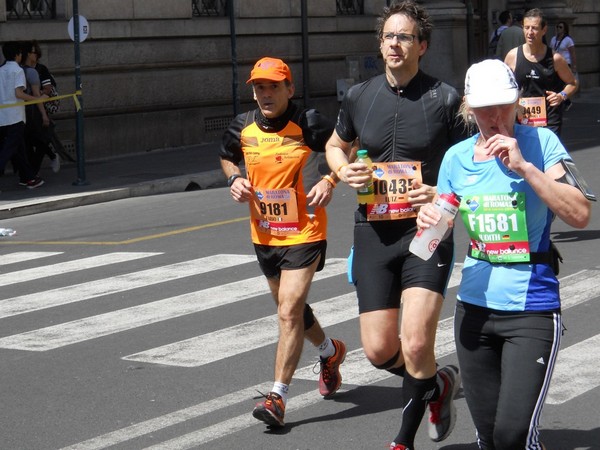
552, 229, 600, 243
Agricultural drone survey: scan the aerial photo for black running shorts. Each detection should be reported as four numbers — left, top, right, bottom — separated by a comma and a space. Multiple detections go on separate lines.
253, 240, 327, 279
352, 220, 454, 313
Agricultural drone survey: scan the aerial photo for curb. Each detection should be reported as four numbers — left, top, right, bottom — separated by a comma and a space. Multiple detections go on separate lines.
0, 169, 226, 220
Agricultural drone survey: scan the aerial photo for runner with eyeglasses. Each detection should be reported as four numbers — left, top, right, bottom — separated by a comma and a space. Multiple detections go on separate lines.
325, 1, 466, 448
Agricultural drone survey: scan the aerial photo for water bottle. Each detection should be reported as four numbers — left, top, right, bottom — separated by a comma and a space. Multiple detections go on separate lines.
409, 193, 461, 260
0, 228, 16, 237
356, 149, 375, 204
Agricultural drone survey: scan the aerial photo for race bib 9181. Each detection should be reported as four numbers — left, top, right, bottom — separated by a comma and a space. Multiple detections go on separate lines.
250, 187, 300, 236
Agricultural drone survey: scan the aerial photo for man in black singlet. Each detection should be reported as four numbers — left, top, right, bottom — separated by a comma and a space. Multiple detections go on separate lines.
325, 2, 465, 449
504, 8, 577, 137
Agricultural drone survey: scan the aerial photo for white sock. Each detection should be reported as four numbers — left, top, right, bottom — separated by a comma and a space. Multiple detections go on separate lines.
272, 382, 289, 405
317, 337, 335, 359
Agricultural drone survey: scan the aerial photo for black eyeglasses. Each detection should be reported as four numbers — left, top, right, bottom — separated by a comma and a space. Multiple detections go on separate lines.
382, 32, 417, 45
556, 25, 564, 29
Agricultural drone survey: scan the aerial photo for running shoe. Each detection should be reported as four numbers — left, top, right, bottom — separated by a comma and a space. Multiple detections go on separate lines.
428, 364, 461, 442
318, 338, 346, 397
50, 154, 60, 173
252, 391, 285, 427
389, 443, 411, 450
25, 177, 44, 189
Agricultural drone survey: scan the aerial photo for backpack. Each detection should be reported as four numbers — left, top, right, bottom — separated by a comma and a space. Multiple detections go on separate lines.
488, 28, 501, 58
44, 85, 61, 115
35, 63, 61, 115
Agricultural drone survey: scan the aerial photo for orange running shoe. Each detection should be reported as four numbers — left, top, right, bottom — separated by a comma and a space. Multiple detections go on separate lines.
252, 391, 285, 427
318, 339, 347, 398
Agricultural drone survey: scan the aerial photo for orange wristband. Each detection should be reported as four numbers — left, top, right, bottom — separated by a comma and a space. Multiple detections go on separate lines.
336, 164, 348, 178
322, 174, 336, 188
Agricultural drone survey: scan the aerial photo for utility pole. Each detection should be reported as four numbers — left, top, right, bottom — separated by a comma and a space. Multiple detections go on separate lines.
228, 0, 239, 116
72, 0, 88, 185
301, 0, 309, 107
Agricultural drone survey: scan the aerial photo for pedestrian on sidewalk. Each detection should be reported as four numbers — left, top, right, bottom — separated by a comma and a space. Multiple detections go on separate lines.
550, 21, 578, 111
495, 12, 525, 61
32, 40, 61, 172
488, 10, 511, 58
418, 58, 592, 450
550, 21, 577, 73
325, 1, 465, 448
0, 41, 44, 189
219, 56, 346, 428
20, 40, 59, 176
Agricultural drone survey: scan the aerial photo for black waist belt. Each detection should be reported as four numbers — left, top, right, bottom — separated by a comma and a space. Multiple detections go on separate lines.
467, 247, 552, 264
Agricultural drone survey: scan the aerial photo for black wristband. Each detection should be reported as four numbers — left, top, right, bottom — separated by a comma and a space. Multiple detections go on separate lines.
227, 174, 242, 187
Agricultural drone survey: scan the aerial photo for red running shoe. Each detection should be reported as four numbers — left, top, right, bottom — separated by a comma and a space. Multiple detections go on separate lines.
318, 338, 347, 397
428, 364, 461, 442
252, 391, 285, 427
389, 443, 411, 450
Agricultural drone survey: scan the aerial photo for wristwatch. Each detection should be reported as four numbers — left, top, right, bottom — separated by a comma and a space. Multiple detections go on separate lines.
227, 174, 242, 187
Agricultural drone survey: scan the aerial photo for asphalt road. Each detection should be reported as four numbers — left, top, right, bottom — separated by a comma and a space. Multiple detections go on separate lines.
0, 148, 599, 449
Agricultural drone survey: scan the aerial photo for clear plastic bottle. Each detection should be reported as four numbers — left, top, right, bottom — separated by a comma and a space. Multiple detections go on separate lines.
0, 228, 16, 237
356, 149, 375, 204
409, 193, 461, 260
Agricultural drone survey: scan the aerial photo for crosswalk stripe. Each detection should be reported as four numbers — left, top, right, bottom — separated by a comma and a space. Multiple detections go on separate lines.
0, 258, 346, 351
136, 269, 600, 449
108, 318, 459, 450
302, 268, 600, 394
59, 382, 274, 450
546, 334, 600, 404
294, 316, 455, 384
121, 258, 346, 365
124, 292, 356, 367
123, 263, 462, 367
0, 251, 63, 266
7, 253, 591, 449
0, 254, 257, 320
0, 252, 160, 287
299, 268, 599, 390
557, 267, 600, 309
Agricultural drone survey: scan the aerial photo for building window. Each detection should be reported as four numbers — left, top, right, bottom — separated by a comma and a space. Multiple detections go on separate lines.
6, 0, 56, 19
192, 0, 228, 17
337, 0, 364, 15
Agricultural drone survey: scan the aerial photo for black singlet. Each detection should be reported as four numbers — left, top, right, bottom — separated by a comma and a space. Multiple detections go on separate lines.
514, 45, 564, 134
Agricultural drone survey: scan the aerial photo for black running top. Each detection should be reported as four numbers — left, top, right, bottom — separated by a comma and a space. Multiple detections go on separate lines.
335, 70, 465, 187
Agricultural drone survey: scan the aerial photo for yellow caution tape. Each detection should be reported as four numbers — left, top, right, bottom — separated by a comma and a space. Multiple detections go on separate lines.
0, 90, 82, 111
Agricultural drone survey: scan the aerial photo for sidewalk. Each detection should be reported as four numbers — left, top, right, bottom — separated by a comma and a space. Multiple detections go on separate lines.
0, 88, 599, 221
0, 142, 225, 220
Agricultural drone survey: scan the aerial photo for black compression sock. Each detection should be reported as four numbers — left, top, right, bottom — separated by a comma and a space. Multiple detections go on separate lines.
393, 370, 437, 446
387, 364, 406, 377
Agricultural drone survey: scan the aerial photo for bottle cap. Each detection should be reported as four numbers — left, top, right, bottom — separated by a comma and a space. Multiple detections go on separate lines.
357, 149, 368, 158
440, 192, 461, 207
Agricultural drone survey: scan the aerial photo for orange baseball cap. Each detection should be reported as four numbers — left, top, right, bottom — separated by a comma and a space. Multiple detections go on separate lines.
247, 57, 292, 84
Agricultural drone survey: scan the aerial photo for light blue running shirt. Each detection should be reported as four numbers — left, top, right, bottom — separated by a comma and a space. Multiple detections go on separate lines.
437, 125, 568, 311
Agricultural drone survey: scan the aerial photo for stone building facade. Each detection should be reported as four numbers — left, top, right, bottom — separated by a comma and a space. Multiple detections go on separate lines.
1, 0, 597, 160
